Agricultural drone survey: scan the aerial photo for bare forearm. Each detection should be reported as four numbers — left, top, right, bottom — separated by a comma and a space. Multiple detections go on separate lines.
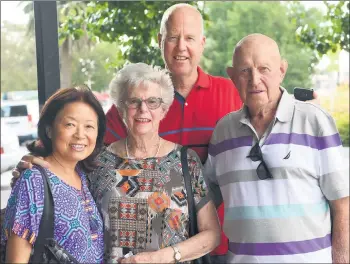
332, 213, 349, 263
155, 229, 220, 263
331, 197, 350, 264
6, 234, 32, 263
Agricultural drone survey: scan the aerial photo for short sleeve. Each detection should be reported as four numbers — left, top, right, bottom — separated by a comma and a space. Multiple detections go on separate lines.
317, 113, 349, 200
1, 168, 44, 245
187, 149, 211, 212
203, 143, 223, 209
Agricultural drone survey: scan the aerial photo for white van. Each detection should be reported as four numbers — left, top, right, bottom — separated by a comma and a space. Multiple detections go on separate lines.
1, 100, 39, 144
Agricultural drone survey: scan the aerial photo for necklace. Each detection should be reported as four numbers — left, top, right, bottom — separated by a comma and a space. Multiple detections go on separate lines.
52, 154, 65, 169
125, 137, 162, 159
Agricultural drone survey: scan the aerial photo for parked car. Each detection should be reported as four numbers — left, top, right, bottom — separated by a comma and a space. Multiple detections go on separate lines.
1, 100, 39, 145
2, 90, 38, 101
1, 121, 25, 172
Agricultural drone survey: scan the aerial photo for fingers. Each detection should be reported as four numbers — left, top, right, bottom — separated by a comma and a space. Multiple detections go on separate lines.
11, 168, 21, 178
31, 157, 50, 168
10, 175, 18, 189
312, 91, 321, 104
18, 154, 50, 170
18, 159, 33, 170
10, 155, 49, 189
121, 256, 136, 263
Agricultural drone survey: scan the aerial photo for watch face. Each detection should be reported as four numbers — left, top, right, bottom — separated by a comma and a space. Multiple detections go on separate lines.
175, 252, 181, 261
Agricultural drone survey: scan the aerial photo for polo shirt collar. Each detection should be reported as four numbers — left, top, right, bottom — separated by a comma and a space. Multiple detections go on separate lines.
275, 87, 294, 123
239, 86, 294, 126
195, 67, 210, 89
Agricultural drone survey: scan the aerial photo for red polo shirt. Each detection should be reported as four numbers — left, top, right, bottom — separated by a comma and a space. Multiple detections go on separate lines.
104, 67, 242, 255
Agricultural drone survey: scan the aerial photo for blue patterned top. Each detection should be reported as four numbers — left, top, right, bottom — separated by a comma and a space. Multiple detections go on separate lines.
1, 165, 104, 263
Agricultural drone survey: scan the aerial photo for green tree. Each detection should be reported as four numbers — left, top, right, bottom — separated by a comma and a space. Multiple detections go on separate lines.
20, 1, 93, 87
1, 22, 37, 92
202, 1, 321, 92
84, 1, 204, 67
71, 41, 125, 92
296, 1, 349, 56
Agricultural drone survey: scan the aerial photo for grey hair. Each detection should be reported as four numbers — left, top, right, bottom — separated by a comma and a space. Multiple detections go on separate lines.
109, 63, 174, 113
159, 3, 204, 36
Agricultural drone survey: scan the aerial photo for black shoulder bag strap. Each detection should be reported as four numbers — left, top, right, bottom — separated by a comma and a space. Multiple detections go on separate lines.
180, 147, 211, 264
30, 165, 54, 263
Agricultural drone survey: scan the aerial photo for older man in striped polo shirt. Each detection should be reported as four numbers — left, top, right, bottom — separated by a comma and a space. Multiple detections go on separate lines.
204, 33, 349, 263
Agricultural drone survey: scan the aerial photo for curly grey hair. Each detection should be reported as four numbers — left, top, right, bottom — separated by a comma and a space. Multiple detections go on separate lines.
109, 63, 174, 115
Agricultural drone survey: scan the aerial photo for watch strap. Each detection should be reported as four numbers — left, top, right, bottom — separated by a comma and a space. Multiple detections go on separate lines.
171, 245, 181, 263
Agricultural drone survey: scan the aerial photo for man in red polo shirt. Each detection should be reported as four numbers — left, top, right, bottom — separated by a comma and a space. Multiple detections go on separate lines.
11, 3, 241, 263
104, 3, 242, 262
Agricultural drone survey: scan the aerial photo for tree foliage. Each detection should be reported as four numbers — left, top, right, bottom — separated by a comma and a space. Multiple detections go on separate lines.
1, 22, 37, 92
0, 20, 121, 93
201, 1, 322, 92
71, 41, 124, 91
19, 1, 94, 87
295, 1, 349, 55
84, 1, 204, 67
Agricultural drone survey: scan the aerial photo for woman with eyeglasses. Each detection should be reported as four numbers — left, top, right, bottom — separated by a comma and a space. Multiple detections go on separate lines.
7, 63, 220, 263
88, 63, 220, 263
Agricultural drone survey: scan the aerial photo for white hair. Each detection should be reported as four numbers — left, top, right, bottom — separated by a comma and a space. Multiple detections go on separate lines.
159, 3, 204, 36
109, 63, 174, 113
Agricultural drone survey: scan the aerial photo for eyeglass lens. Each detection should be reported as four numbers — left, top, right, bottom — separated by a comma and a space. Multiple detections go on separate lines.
126, 97, 162, 109
247, 143, 273, 180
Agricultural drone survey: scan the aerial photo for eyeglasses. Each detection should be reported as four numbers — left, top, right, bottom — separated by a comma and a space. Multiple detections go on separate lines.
247, 142, 273, 180
124, 97, 163, 110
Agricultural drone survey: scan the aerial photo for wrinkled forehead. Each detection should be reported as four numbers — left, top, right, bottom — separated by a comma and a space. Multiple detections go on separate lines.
232, 41, 281, 67
165, 8, 203, 35
128, 81, 162, 97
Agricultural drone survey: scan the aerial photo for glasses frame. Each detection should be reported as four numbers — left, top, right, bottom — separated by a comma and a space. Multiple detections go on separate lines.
123, 97, 164, 110
246, 142, 273, 180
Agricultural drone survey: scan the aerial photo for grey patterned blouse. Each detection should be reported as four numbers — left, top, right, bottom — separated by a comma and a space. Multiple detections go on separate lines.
88, 144, 210, 263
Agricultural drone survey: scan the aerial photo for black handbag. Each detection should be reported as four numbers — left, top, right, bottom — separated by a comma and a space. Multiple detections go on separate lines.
181, 146, 211, 264
1, 165, 79, 264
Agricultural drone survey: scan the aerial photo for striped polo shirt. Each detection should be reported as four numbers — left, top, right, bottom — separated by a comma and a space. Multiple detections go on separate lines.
204, 88, 349, 263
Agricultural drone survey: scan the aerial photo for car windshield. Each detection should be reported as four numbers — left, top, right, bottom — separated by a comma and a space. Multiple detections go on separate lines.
1, 105, 28, 117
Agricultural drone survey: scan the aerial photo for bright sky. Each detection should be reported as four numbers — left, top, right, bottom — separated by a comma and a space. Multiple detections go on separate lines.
1, 1, 28, 25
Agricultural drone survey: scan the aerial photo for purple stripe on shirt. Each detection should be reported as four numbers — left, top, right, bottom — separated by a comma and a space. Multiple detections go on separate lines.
229, 234, 331, 255
208, 136, 253, 157
265, 133, 341, 150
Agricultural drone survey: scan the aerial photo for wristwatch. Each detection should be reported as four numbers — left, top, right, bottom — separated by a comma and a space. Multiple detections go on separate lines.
171, 245, 181, 263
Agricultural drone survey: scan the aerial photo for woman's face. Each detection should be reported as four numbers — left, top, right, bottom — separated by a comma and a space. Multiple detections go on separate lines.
48, 101, 99, 164
124, 82, 166, 138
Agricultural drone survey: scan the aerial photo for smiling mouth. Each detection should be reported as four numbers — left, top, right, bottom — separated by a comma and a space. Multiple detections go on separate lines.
174, 56, 188, 61
70, 144, 86, 151
249, 90, 264, 94
135, 118, 151, 123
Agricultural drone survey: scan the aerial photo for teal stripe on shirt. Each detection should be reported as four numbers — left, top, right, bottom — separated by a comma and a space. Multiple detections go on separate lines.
225, 201, 329, 220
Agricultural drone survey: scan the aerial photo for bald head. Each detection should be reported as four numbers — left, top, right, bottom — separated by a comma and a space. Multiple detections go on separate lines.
160, 4, 204, 36
232, 34, 282, 67
226, 33, 288, 111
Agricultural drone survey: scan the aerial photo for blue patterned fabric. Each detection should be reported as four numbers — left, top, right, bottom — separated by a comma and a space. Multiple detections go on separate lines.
1, 165, 104, 263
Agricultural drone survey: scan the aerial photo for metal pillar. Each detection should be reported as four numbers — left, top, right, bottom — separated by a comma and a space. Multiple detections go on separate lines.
34, 1, 60, 109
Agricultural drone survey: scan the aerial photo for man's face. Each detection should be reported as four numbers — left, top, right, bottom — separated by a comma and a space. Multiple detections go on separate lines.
158, 8, 206, 78
227, 40, 287, 110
